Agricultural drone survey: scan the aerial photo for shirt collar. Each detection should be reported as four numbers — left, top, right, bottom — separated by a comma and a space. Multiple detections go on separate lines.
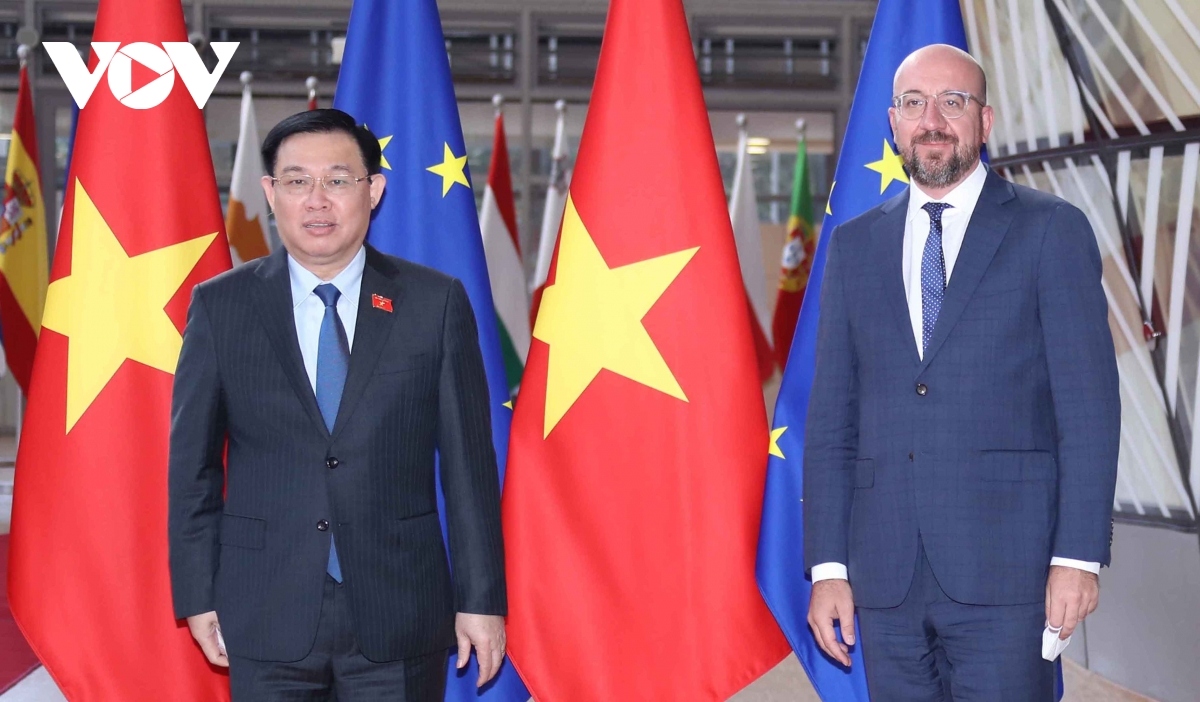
287, 246, 367, 309
906, 160, 989, 223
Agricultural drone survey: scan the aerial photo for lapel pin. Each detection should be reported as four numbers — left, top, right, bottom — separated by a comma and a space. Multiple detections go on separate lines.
372, 294, 393, 313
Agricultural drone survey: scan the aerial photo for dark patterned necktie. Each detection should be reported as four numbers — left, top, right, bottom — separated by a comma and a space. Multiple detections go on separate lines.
920, 202, 953, 354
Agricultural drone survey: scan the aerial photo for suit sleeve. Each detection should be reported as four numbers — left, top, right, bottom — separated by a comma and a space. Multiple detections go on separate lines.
1038, 203, 1121, 565
167, 286, 228, 619
802, 227, 860, 572
437, 279, 507, 615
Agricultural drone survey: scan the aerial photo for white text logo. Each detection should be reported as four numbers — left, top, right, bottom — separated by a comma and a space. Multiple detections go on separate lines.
44, 42, 239, 110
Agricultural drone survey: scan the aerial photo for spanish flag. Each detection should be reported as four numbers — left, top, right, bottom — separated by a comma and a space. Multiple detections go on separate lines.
8, 0, 233, 698
0, 54, 49, 393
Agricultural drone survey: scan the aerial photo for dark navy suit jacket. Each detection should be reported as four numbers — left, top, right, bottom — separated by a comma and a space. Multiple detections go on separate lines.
804, 170, 1120, 608
168, 245, 506, 662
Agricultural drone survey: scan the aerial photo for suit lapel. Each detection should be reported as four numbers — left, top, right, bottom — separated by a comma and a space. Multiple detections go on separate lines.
331, 246, 403, 439
918, 171, 1017, 372
872, 191, 921, 366
253, 248, 330, 437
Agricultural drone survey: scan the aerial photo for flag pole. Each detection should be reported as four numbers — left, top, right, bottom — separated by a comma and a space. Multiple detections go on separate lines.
14, 43, 29, 454
493, 93, 504, 118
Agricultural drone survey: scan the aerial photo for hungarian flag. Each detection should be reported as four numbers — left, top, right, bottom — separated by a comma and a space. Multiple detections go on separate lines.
769, 134, 816, 369
225, 72, 271, 263
7, 1, 233, 699
528, 99, 570, 328
0, 55, 49, 394
480, 101, 530, 394
728, 120, 775, 382
501, 0, 789, 698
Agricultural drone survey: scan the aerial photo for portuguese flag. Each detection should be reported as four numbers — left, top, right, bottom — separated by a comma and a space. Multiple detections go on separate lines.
770, 135, 816, 370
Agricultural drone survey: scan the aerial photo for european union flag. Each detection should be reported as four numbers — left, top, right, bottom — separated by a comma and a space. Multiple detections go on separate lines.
757, 0, 973, 699
334, 1, 530, 700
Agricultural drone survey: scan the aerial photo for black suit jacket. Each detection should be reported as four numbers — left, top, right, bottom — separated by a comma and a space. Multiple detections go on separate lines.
168, 245, 506, 663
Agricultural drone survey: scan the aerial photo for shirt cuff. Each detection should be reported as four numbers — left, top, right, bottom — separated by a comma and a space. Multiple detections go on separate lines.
1050, 557, 1100, 575
811, 562, 849, 582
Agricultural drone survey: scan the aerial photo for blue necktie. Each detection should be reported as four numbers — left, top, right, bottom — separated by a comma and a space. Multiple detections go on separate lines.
314, 283, 348, 582
920, 202, 953, 354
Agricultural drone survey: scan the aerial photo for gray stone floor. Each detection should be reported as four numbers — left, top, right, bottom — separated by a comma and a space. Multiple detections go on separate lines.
730, 654, 1156, 701
0, 657, 1159, 701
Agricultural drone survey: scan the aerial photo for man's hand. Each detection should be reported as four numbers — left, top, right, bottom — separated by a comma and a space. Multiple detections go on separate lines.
1046, 565, 1099, 640
455, 613, 506, 688
808, 579, 856, 666
186, 611, 229, 668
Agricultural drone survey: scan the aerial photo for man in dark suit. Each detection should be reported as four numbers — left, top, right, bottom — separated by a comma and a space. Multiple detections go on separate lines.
169, 109, 507, 701
804, 45, 1120, 700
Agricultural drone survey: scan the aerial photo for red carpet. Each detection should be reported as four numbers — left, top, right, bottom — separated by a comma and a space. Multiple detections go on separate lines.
0, 534, 41, 693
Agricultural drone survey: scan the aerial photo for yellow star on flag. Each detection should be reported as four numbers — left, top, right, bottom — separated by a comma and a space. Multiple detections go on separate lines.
865, 140, 909, 194
826, 181, 835, 216
769, 426, 788, 458
533, 194, 698, 438
426, 143, 470, 196
377, 134, 393, 170
503, 400, 514, 410
40, 180, 217, 432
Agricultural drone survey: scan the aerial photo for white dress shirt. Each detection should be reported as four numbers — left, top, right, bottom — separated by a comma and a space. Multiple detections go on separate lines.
811, 164, 1100, 583
288, 246, 366, 391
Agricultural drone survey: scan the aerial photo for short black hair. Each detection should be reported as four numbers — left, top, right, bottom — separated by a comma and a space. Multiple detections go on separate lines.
261, 108, 383, 176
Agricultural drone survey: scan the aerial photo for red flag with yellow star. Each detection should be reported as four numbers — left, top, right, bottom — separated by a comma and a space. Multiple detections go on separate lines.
501, 0, 789, 698
7, 1, 232, 698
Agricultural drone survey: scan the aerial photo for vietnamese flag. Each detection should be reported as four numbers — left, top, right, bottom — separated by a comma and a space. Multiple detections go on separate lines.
7, 0, 232, 699
501, 0, 789, 699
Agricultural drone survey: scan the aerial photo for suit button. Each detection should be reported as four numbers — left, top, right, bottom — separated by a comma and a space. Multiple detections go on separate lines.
916, 383, 928, 396
326, 457, 340, 470
316, 520, 329, 532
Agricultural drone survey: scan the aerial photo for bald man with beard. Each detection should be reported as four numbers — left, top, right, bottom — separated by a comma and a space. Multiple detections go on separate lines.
802, 44, 1120, 701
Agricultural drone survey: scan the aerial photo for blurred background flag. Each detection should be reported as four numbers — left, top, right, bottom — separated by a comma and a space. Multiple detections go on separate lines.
528, 100, 569, 328
225, 71, 272, 264
7, 0, 234, 698
480, 96, 530, 396
756, 1, 977, 700
333, 1, 530, 699
728, 113, 776, 383
307, 76, 319, 111
769, 121, 816, 371
0, 45, 49, 395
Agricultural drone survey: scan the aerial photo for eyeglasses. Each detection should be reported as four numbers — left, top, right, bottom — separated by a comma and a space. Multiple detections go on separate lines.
269, 173, 376, 197
891, 91, 982, 120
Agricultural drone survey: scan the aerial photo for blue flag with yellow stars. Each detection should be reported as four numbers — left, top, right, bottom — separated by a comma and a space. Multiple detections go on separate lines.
334, 1, 529, 700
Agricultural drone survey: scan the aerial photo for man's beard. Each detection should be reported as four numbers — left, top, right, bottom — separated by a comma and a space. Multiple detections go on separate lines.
902, 130, 980, 188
